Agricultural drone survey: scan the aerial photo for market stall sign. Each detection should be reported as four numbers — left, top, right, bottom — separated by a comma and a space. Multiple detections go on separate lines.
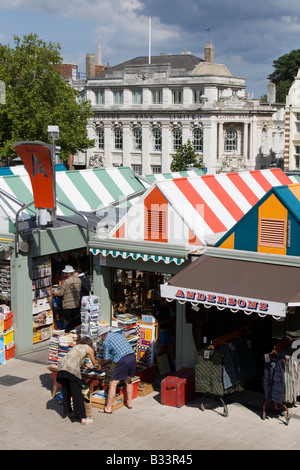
12, 141, 55, 209
160, 284, 286, 318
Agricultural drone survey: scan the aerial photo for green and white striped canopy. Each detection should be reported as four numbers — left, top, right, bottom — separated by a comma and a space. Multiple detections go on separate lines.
0, 167, 146, 233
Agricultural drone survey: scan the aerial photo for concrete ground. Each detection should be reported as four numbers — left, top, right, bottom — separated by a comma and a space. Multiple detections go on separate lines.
1, 347, 300, 452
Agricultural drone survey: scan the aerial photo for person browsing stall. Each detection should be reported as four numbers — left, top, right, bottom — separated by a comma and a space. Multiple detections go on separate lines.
98, 325, 136, 413
53, 265, 82, 332
57, 336, 101, 424
74, 267, 91, 300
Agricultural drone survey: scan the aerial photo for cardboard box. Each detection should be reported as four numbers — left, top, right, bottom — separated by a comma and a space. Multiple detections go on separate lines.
137, 382, 154, 397
90, 391, 124, 411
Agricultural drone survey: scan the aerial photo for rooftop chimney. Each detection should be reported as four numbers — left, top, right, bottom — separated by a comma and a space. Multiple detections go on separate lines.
86, 53, 95, 79
204, 43, 214, 64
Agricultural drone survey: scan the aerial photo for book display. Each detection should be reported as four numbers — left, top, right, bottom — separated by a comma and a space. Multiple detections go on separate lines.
32, 256, 53, 344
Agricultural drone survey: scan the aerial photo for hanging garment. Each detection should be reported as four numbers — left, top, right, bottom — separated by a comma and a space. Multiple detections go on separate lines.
264, 354, 285, 404
284, 355, 299, 404
195, 348, 224, 396
219, 343, 238, 390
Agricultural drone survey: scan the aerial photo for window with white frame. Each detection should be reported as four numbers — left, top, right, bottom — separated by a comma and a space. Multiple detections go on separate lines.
224, 128, 238, 152
151, 166, 162, 174
95, 90, 104, 105
172, 127, 182, 150
152, 89, 162, 104
132, 127, 142, 151
193, 88, 205, 104
152, 127, 162, 151
295, 113, 300, 133
193, 127, 203, 152
114, 126, 123, 150
96, 127, 104, 149
132, 165, 142, 174
172, 89, 183, 104
113, 90, 123, 105
132, 90, 142, 105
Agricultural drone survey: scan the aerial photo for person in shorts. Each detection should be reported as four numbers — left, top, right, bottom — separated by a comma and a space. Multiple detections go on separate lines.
98, 325, 136, 413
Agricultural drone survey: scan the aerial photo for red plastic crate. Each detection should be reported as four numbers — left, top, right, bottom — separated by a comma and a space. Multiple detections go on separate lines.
5, 343, 15, 360
4, 312, 13, 330
161, 367, 195, 408
102, 378, 140, 402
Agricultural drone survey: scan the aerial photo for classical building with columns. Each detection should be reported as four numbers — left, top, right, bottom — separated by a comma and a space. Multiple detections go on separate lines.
77, 43, 284, 174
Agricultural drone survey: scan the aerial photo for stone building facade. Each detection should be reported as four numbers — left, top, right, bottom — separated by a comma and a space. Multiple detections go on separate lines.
74, 43, 285, 175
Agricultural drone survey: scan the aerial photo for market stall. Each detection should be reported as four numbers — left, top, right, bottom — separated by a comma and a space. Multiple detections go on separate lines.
160, 247, 300, 420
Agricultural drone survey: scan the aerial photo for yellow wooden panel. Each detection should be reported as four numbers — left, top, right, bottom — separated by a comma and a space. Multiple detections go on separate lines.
219, 232, 234, 249
289, 184, 300, 202
258, 194, 287, 254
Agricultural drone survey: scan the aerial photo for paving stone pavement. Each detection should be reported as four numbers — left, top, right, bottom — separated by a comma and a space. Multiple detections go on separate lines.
1, 348, 300, 452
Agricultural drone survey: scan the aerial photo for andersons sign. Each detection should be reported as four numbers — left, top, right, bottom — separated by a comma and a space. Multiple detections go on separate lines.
160, 284, 286, 318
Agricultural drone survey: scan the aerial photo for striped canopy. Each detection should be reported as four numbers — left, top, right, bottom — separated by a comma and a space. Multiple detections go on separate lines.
0, 167, 146, 233
106, 168, 293, 246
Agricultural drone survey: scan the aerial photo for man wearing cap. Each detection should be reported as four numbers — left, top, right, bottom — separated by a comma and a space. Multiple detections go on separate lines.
53, 265, 82, 333
98, 325, 136, 413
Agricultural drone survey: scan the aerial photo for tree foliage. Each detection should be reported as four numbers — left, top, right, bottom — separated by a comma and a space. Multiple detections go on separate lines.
170, 138, 204, 172
268, 49, 300, 102
0, 33, 94, 160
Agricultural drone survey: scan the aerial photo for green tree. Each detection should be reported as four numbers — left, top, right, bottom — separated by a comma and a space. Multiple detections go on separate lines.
170, 138, 204, 171
268, 49, 300, 102
0, 33, 94, 161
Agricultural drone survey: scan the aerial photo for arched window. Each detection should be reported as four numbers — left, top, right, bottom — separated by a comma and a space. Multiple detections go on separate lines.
225, 128, 237, 152
152, 127, 162, 151
172, 127, 182, 151
193, 127, 203, 152
114, 126, 123, 150
96, 127, 104, 149
132, 127, 142, 151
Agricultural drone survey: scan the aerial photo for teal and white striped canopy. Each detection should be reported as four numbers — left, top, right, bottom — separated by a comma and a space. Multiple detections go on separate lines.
0, 167, 146, 233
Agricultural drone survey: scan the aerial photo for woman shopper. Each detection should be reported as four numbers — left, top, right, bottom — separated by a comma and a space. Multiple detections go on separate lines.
57, 336, 101, 424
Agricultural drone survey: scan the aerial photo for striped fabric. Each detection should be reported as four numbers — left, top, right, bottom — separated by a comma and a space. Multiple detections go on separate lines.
157, 168, 292, 242
0, 167, 146, 232
142, 169, 205, 186
108, 168, 293, 246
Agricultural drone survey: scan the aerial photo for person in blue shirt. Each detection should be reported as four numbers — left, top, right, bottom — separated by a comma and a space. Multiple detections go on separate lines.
98, 325, 136, 413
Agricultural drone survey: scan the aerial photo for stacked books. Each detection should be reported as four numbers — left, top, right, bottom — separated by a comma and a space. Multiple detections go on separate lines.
47, 329, 65, 369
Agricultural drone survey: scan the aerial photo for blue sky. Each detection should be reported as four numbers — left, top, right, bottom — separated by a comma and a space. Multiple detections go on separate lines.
1, 0, 300, 98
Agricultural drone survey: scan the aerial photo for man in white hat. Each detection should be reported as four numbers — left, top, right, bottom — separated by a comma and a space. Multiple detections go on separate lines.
98, 325, 136, 413
53, 265, 82, 332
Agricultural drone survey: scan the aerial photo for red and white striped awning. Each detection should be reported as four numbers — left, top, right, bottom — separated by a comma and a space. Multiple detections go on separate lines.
155, 168, 292, 244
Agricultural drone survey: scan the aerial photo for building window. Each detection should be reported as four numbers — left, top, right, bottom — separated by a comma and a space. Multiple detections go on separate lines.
96, 127, 104, 149
193, 128, 203, 152
172, 127, 182, 151
295, 113, 300, 133
152, 89, 162, 104
225, 128, 238, 152
151, 166, 162, 174
259, 218, 286, 248
114, 126, 123, 150
132, 90, 142, 105
152, 127, 162, 151
295, 145, 300, 169
132, 165, 142, 174
193, 88, 205, 104
172, 89, 183, 104
95, 90, 104, 105
113, 90, 123, 105
132, 127, 142, 151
